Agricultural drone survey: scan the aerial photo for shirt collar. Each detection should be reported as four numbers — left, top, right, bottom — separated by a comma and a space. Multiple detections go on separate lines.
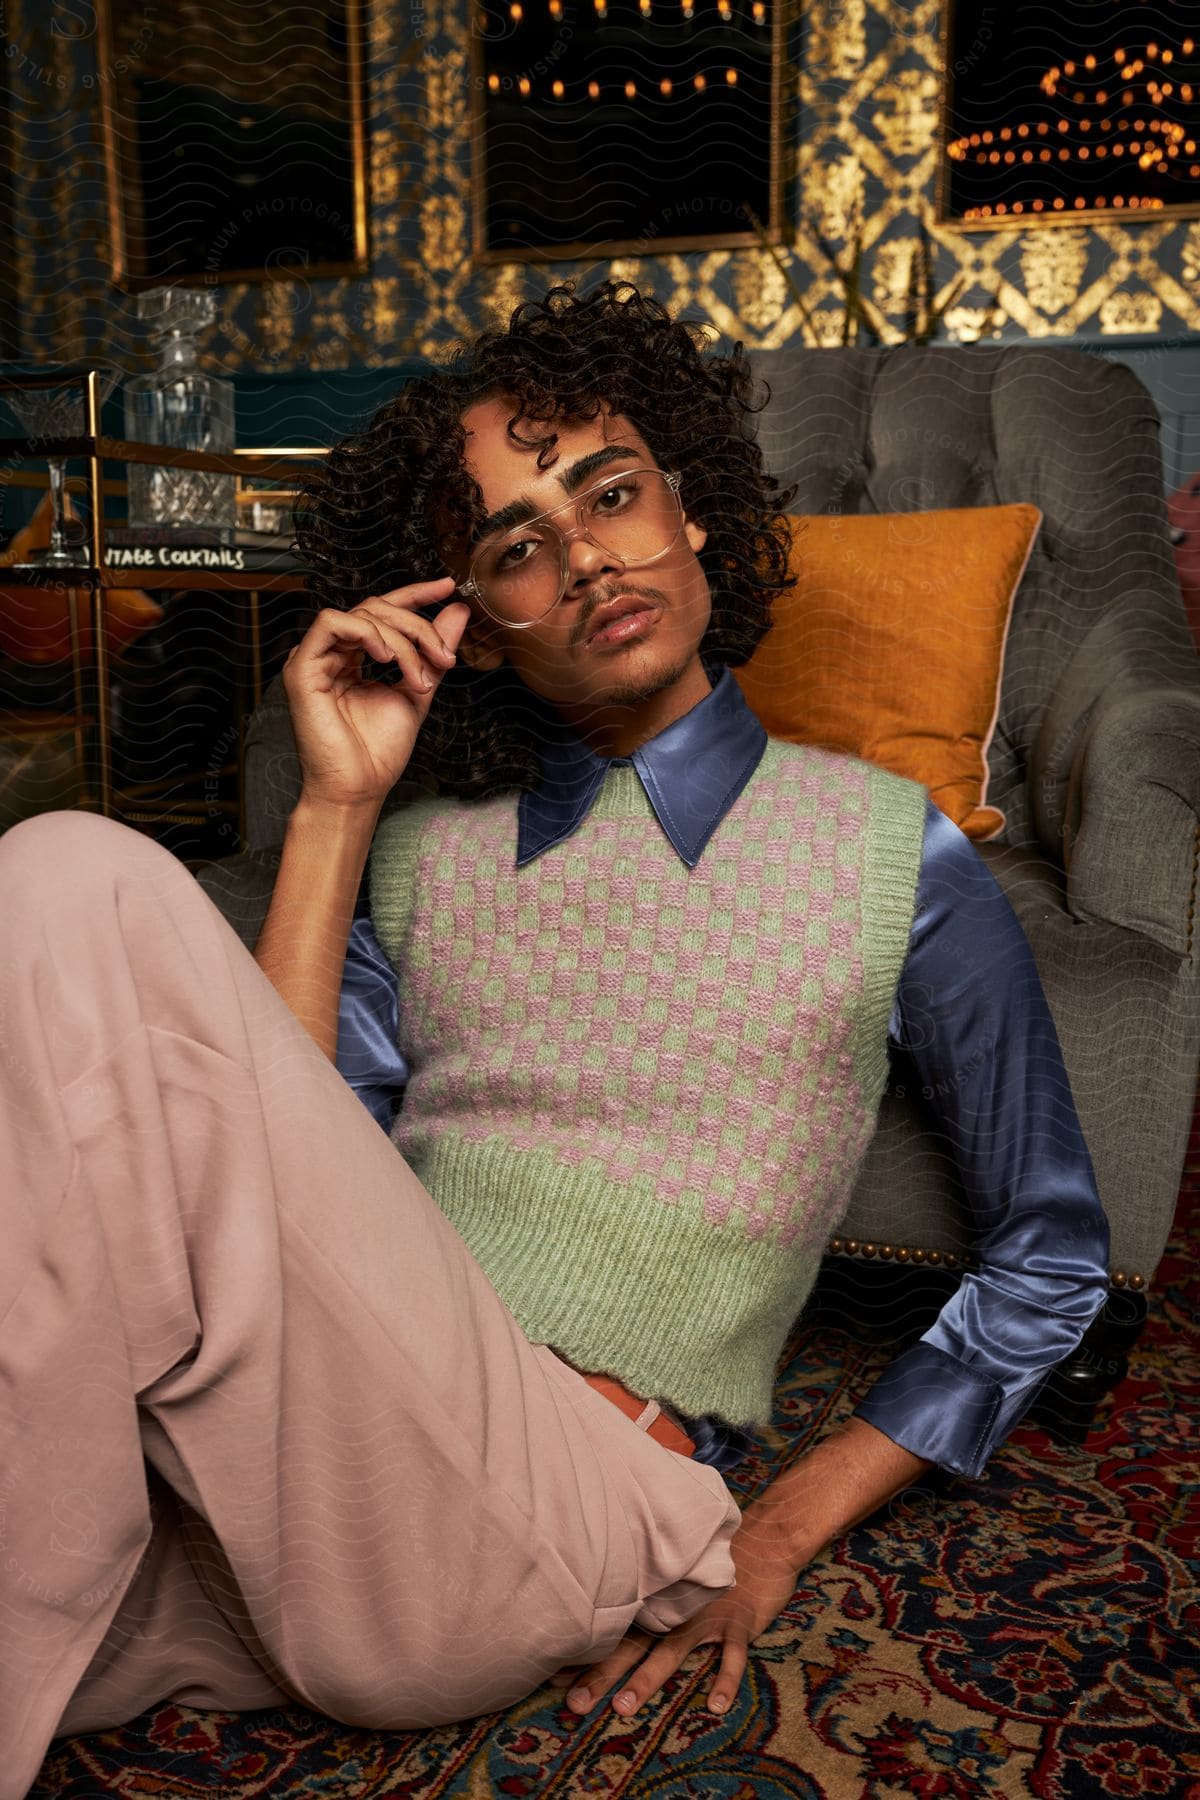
516, 663, 769, 869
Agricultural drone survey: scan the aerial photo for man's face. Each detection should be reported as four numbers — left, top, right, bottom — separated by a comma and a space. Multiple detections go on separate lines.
443, 396, 712, 744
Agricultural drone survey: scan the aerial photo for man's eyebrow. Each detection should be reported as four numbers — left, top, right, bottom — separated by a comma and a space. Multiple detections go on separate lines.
471, 443, 646, 545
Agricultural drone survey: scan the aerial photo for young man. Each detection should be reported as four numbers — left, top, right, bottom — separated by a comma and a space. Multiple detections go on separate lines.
278, 281, 1109, 1708
1, 280, 1108, 1792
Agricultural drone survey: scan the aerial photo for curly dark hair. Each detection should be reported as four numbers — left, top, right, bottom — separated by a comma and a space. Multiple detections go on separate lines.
294, 278, 799, 803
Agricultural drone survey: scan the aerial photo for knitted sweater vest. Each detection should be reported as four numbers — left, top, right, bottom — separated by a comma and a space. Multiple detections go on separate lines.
368, 737, 927, 1428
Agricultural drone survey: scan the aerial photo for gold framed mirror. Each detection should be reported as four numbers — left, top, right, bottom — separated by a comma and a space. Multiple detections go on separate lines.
936, 0, 1200, 231
96, 0, 370, 288
468, 0, 794, 262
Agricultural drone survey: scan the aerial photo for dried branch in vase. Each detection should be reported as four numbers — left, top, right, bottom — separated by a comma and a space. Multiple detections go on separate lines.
741, 204, 1001, 346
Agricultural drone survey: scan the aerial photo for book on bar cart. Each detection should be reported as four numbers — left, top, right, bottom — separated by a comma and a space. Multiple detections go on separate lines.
102, 528, 307, 575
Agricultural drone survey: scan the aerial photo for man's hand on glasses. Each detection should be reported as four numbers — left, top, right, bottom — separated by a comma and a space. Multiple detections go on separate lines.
281, 575, 471, 812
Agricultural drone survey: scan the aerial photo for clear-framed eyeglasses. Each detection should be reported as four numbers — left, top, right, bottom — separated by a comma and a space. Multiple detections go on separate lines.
454, 465, 686, 628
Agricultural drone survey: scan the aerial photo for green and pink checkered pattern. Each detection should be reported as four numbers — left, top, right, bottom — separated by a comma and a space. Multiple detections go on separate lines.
369, 738, 927, 1427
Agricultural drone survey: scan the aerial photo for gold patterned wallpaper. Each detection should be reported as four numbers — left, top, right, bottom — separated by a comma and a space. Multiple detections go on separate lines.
9, 0, 1200, 371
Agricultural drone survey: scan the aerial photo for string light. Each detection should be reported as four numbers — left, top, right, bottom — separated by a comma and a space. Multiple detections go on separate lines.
956, 27, 1199, 219
489, 0, 1180, 223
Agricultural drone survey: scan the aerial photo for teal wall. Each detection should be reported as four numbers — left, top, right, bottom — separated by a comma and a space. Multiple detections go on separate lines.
227, 346, 1200, 498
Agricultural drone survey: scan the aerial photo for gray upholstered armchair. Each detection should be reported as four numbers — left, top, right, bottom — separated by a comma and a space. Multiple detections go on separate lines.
196, 343, 1200, 1440
743, 343, 1200, 1435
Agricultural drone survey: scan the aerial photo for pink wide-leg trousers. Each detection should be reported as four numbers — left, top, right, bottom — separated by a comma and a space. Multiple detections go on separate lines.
0, 810, 742, 1799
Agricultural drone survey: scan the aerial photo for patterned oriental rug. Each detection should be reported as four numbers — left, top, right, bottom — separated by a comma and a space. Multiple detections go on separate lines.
31, 1094, 1200, 1800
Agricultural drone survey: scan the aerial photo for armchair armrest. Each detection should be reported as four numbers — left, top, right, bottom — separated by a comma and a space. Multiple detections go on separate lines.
195, 845, 283, 954
1031, 596, 1200, 956
243, 675, 302, 854
1061, 685, 1200, 956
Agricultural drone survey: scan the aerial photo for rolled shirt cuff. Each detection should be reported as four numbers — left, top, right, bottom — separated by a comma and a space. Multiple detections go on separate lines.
853, 1340, 1050, 1480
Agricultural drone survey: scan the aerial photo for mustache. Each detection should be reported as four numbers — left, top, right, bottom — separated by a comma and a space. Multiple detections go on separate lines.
576, 584, 661, 642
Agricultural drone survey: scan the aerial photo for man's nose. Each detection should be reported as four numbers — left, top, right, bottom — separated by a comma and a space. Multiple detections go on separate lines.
561, 524, 623, 594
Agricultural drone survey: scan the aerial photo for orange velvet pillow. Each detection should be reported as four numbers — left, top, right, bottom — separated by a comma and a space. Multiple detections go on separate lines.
732, 503, 1042, 842
0, 492, 164, 665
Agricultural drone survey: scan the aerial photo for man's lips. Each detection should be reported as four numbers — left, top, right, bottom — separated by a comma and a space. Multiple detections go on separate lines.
584, 598, 660, 647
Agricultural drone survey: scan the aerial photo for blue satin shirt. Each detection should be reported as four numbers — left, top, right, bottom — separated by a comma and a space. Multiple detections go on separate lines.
335, 665, 1111, 1481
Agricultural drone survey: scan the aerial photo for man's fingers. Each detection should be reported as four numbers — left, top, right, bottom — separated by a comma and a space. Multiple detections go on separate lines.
608, 1633, 732, 1720
369, 621, 436, 694
566, 1640, 684, 1714
368, 592, 472, 666
368, 575, 457, 601
607, 1645, 688, 1716
705, 1635, 749, 1715
431, 599, 472, 656
561, 1621, 738, 1720
293, 608, 448, 697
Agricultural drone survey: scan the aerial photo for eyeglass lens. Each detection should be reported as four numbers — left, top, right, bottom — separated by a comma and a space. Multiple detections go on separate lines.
471, 468, 682, 624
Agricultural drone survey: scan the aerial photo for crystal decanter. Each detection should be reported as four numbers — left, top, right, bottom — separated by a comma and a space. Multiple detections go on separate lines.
123, 288, 236, 541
